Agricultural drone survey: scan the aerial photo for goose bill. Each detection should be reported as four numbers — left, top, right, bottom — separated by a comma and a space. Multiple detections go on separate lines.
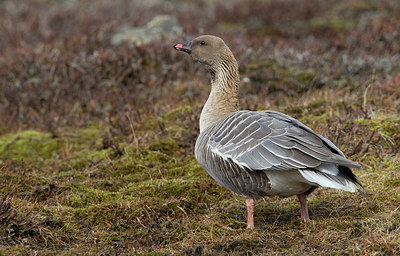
173, 42, 192, 54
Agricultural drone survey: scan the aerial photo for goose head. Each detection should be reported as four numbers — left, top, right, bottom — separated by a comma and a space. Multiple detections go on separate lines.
174, 35, 236, 72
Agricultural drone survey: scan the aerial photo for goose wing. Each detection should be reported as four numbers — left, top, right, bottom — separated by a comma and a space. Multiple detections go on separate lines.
208, 110, 361, 171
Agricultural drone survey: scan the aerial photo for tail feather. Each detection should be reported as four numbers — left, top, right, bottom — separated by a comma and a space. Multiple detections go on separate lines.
299, 165, 366, 197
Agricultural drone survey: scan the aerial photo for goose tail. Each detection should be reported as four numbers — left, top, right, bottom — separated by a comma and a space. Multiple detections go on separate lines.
299, 164, 366, 197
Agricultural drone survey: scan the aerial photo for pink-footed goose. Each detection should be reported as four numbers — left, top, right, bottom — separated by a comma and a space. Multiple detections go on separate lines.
174, 35, 365, 229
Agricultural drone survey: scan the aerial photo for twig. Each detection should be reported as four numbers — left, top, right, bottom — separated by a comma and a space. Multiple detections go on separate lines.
126, 113, 140, 154
363, 70, 376, 117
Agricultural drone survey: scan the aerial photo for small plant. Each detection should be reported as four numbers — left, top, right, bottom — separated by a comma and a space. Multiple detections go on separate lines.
0, 190, 18, 224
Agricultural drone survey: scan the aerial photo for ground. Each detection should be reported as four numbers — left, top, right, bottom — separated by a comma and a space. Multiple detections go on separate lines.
0, 0, 400, 255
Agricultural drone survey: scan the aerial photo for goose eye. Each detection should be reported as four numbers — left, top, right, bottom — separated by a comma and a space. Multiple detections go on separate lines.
200, 41, 206, 45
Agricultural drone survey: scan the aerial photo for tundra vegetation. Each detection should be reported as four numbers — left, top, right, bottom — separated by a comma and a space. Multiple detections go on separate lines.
0, 0, 399, 255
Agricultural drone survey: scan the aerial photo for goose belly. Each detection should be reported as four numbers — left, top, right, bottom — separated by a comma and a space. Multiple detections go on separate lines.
196, 150, 314, 198
263, 170, 314, 197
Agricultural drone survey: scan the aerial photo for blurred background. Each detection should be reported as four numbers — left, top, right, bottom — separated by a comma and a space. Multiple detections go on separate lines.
0, 0, 399, 255
1, 0, 399, 132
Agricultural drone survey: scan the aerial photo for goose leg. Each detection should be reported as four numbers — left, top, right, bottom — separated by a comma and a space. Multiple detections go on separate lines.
246, 198, 255, 229
297, 193, 310, 221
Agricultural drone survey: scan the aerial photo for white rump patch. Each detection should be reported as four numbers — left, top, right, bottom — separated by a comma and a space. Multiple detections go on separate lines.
299, 170, 358, 192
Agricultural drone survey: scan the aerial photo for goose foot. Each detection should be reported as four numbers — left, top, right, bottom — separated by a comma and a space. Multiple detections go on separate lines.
297, 193, 310, 221
246, 198, 255, 229
222, 198, 255, 230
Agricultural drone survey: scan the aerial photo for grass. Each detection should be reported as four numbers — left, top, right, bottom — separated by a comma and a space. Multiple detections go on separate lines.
1, 0, 400, 255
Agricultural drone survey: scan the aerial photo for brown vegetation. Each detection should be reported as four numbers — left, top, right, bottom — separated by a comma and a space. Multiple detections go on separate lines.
0, 0, 399, 255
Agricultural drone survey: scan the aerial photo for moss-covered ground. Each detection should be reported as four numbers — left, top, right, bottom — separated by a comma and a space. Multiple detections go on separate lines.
1, 0, 400, 255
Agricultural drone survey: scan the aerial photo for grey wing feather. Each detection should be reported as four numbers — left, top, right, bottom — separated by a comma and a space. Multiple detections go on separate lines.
209, 110, 361, 171
265, 111, 348, 157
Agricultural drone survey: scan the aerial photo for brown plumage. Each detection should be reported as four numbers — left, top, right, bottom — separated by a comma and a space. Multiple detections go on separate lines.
174, 35, 365, 229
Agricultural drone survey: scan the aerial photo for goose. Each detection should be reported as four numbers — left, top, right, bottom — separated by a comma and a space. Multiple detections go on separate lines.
173, 35, 365, 229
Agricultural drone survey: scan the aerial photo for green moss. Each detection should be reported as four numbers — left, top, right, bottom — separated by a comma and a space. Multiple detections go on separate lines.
390, 212, 400, 231
148, 138, 179, 155
299, 113, 329, 124
350, 220, 372, 238
305, 100, 327, 116
111, 149, 187, 187
163, 106, 192, 122
309, 17, 356, 32
166, 157, 203, 178
112, 156, 144, 177
121, 178, 193, 198
350, 0, 378, 12
255, 26, 281, 36
66, 187, 120, 208
47, 125, 112, 170
113, 155, 206, 200
115, 151, 163, 176
244, 59, 318, 94
0, 130, 61, 162
244, 58, 276, 73
293, 70, 314, 84
65, 124, 104, 150
142, 116, 158, 131
141, 150, 172, 165
0, 173, 20, 193
355, 115, 400, 139
385, 176, 400, 188
61, 148, 111, 170
142, 106, 193, 137
283, 68, 317, 93
65, 201, 138, 228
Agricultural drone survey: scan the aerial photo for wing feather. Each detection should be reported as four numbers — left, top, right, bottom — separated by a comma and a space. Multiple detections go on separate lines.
209, 110, 360, 171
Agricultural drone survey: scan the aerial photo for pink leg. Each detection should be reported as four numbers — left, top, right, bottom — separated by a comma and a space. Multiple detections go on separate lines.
246, 198, 255, 229
297, 193, 310, 221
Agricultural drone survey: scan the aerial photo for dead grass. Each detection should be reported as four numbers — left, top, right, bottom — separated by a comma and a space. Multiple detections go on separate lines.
1, 0, 400, 255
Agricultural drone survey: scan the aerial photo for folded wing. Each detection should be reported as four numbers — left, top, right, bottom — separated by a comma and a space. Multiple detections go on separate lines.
207, 110, 364, 193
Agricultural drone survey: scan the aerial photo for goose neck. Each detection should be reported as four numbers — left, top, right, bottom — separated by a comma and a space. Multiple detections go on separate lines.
199, 60, 240, 133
